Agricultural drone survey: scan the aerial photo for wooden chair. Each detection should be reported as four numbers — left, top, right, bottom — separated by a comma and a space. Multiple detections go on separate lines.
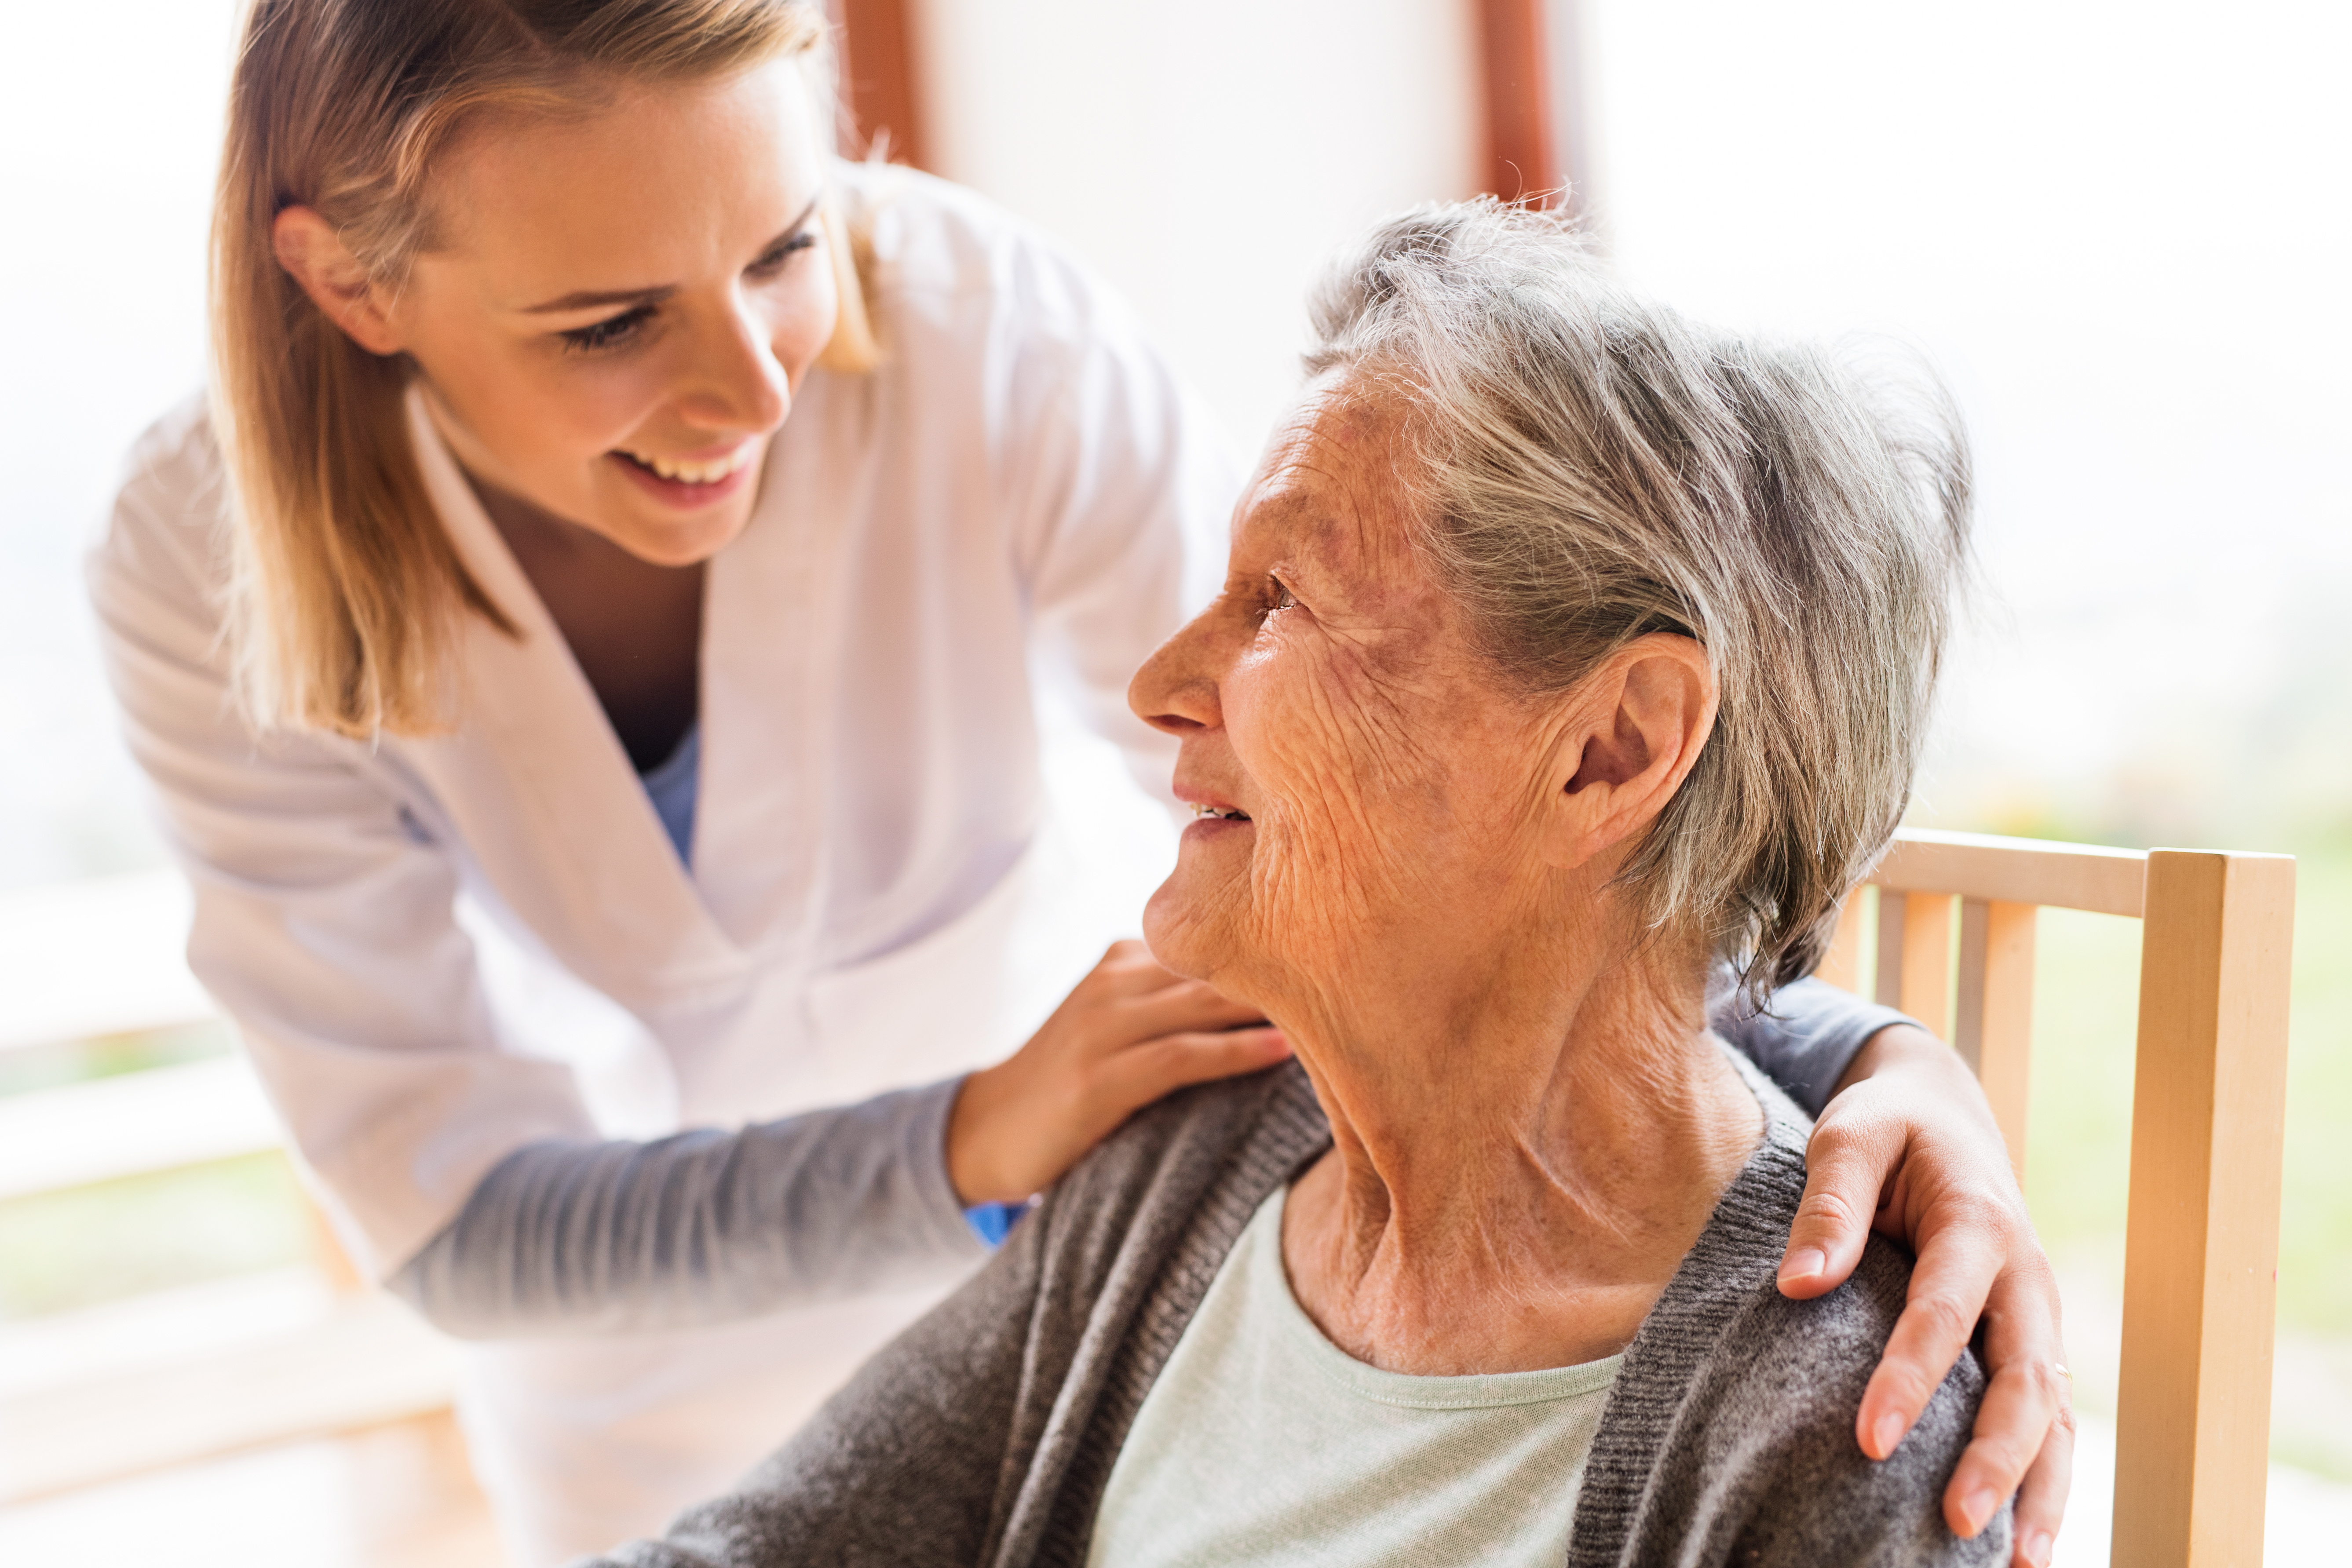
1814, 828, 2296, 1567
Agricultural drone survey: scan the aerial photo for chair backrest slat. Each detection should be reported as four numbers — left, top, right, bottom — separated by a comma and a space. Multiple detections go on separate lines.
1875, 828, 2147, 917
1821, 830, 2294, 1568
1872, 888, 1907, 1010
1979, 900, 2038, 1177
1817, 892, 1867, 993
1955, 897, 1990, 1074
2114, 850, 2294, 1568
1899, 892, 1956, 1029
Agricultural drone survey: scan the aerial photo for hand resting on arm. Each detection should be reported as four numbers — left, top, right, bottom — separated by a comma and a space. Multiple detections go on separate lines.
1757, 999, 2074, 1568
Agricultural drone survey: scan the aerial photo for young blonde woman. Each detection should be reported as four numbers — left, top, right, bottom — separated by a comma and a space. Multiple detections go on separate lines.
91, 2, 2071, 1564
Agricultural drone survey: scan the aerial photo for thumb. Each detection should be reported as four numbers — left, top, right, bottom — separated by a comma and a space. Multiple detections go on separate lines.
1779, 1116, 1896, 1299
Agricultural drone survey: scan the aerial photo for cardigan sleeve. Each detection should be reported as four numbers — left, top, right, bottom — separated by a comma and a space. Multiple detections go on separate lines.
87, 403, 602, 1280
1568, 1095, 2009, 1568
1721, 1240, 2011, 1567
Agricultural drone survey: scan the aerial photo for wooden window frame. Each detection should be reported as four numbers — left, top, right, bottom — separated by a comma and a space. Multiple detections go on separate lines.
829, 0, 927, 169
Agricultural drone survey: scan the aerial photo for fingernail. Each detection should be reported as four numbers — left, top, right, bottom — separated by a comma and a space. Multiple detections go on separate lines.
1870, 1412, 1906, 1459
1959, 1485, 1998, 1537
2018, 1527, 2053, 1566
1778, 1247, 1826, 1286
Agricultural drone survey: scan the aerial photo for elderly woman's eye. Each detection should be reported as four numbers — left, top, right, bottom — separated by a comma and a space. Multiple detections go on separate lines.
1268, 577, 1298, 613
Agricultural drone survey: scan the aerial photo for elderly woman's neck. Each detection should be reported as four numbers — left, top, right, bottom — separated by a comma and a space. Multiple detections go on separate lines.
1278, 942, 1764, 1378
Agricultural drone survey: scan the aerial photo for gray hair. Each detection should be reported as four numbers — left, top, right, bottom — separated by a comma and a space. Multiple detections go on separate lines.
1304, 199, 1970, 1000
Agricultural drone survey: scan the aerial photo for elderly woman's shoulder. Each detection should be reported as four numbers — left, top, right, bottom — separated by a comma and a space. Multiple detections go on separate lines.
1026, 1060, 1328, 1288
1578, 1111, 2009, 1566
1056, 1057, 1328, 1209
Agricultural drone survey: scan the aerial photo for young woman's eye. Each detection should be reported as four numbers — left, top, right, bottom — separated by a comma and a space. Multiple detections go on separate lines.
747, 230, 819, 277
559, 303, 654, 353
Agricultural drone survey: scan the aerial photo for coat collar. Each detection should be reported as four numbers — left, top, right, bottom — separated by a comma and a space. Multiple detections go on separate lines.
403, 390, 752, 995
690, 369, 862, 963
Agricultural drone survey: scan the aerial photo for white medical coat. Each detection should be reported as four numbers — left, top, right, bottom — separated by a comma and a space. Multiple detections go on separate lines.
91, 165, 1241, 1561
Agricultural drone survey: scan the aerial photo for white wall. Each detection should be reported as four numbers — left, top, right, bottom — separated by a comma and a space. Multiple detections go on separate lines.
0, 0, 1482, 891
0, 0, 245, 887
12, 0, 2345, 887
914, 0, 2352, 838
910, 0, 1484, 458
1573, 0, 2352, 838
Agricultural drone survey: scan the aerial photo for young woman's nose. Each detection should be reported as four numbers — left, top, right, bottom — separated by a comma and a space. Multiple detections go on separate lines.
1129, 607, 1226, 736
675, 296, 790, 434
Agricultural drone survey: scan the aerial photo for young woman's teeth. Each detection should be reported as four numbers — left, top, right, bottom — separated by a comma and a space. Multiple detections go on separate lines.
624, 445, 754, 485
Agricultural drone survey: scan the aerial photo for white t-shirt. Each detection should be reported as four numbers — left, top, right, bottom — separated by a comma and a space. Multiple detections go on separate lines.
1088, 1189, 1622, 1568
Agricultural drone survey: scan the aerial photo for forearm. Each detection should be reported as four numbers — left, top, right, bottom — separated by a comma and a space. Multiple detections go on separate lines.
1830, 1018, 1956, 1099
1713, 973, 1917, 1117
392, 1078, 988, 1339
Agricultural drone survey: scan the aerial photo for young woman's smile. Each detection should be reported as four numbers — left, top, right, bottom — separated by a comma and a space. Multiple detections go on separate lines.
608, 438, 765, 510
280, 57, 840, 568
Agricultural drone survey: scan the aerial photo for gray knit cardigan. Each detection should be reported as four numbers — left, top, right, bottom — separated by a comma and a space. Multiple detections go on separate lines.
591, 1057, 2008, 1568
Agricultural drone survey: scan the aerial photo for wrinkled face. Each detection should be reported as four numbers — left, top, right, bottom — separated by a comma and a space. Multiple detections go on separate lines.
1129, 386, 1570, 1014
390, 59, 837, 565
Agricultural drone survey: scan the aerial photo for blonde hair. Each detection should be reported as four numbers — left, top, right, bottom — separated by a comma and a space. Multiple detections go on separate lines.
211, 0, 876, 737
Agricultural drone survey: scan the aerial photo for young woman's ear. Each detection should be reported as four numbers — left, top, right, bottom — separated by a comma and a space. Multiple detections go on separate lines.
272, 207, 405, 356
1540, 633, 1718, 870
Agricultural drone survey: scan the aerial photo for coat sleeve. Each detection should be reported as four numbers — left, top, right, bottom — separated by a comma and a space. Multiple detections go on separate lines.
89, 410, 986, 1305
86, 410, 601, 1279
91, 411, 983, 1316
997, 241, 1247, 813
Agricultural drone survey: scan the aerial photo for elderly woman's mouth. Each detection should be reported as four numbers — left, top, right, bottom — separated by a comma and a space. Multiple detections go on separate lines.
1191, 804, 1251, 822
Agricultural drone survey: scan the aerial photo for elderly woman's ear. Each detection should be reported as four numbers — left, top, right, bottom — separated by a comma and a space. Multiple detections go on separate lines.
1541, 633, 1718, 871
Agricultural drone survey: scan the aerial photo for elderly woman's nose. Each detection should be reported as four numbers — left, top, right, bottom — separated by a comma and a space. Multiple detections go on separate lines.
1129, 612, 1223, 735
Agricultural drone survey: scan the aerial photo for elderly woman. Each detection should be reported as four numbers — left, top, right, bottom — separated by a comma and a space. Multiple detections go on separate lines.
592, 203, 2009, 1567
